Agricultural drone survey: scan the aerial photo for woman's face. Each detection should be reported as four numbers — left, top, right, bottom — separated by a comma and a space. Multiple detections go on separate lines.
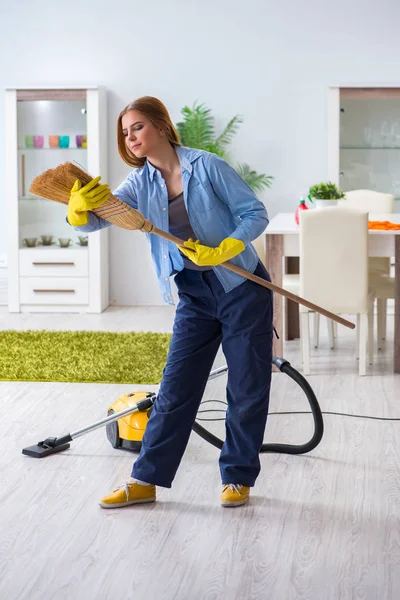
121, 110, 163, 158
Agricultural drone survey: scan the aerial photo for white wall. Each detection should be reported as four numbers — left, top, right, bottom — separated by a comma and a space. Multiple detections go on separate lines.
1, 0, 400, 305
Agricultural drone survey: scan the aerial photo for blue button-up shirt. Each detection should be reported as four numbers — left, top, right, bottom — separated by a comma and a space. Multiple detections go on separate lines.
73, 146, 269, 304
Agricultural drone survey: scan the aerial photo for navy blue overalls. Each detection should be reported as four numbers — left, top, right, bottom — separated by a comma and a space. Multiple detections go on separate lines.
131, 261, 273, 487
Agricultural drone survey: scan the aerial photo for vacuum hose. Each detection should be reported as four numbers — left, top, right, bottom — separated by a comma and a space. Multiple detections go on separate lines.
191, 357, 324, 455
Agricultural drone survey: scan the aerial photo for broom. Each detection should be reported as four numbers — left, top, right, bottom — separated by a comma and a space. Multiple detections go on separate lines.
29, 162, 355, 330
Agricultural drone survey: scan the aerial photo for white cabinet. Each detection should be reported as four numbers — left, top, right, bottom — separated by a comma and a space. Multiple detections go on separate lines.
5, 87, 109, 313
328, 86, 400, 212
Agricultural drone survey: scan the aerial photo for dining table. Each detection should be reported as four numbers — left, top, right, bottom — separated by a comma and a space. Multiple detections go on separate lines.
263, 212, 400, 373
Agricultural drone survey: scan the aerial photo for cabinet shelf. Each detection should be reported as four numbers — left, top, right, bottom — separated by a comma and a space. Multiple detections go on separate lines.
18, 147, 86, 151
19, 195, 46, 200
19, 245, 88, 250
340, 146, 400, 150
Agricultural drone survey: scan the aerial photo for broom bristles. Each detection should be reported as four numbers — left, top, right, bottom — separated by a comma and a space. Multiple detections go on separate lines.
29, 163, 87, 204
29, 162, 152, 231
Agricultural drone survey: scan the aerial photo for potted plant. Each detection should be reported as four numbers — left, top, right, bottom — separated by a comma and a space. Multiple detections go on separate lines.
308, 181, 345, 209
176, 102, 273, 193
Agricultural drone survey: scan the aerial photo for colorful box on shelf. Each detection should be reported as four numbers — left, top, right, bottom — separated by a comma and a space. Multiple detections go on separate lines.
49, 135, 59, 148
59, 136, 70, 148
76, 134, 87, 148
33, 136, 44, 148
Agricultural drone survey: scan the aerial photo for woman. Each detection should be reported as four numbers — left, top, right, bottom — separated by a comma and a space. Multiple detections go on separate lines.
68, 96, 273, 508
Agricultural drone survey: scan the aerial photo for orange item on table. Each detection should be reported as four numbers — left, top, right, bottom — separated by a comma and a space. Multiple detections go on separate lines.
368, 221, 400, 230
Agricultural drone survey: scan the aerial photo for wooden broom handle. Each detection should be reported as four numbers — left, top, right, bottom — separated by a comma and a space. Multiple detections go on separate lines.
150, 226, 355, 330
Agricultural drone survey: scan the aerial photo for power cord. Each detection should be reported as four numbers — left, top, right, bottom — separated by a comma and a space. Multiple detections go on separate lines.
196, 400, 400, 422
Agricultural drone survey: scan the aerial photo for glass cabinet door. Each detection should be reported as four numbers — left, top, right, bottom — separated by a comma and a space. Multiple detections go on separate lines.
17, 91, 89, 250
339, 89, 400, 211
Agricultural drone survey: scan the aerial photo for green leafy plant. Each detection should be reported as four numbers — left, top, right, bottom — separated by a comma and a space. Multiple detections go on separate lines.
176, 102, 273, 193
308, 181, 345, 200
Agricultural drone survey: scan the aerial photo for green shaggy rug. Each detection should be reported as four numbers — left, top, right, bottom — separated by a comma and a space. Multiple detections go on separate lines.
0, 330, 172, 384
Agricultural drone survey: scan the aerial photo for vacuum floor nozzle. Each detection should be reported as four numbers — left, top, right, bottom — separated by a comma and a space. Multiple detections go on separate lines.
22, 442, 71, 458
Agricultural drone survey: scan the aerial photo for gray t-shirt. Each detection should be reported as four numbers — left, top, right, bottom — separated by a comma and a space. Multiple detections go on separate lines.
169, 192, 211, 272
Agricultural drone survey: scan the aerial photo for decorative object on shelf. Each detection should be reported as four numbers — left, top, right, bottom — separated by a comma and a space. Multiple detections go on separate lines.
49, 135, 59, 148
24, 135, 33, 148
23, 237, 38, 248
308, 181, 345, 209
78, 235, 88, 246
294, 196, 309, 224
59, 135, 70, 148
33, 135, 44, 149
58, 238, 71, 248
76, 135, 84, 148
176, 102, 273, 193
40, 235, 54, 245
81, 135, 87, 148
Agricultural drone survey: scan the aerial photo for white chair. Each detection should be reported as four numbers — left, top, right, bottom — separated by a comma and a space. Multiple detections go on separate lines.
341, 189, 395, 348
296, 207, 373, 376
252, 234, 266, 266
342, 189, 395, 213
282, 275, 337, 349
371, 276, 395, 349
341, 189, 394, 279
303, 191, 393, 350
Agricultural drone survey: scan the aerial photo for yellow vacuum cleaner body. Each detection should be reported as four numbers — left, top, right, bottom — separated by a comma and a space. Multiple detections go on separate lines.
106, 391, 152, 452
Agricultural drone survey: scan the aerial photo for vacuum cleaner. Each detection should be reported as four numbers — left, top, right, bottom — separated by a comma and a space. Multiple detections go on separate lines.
22, 356, 323, 458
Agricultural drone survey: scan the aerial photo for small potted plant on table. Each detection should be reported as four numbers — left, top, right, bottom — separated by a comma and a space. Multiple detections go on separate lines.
308, 181, 345, 209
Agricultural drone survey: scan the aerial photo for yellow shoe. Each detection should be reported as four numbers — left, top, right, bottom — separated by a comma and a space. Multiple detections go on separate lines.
221, 484, 250, 507
99, 482, 156, 509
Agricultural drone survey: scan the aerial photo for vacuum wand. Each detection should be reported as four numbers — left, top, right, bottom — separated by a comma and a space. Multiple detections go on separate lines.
22, 395, 155, 458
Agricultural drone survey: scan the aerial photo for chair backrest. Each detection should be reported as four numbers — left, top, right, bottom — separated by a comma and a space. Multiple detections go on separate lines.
299, 207, 369, 314
341, 189, 393, 276
252, 234, 266, 266
342, 189, 395, 213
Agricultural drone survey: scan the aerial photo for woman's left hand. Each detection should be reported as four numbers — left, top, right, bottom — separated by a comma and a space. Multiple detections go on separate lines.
179, 237, 245, 266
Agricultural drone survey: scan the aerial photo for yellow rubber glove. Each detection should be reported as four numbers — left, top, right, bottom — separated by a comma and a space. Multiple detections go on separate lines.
68, 176, 111, 226
179, 237, 245, 266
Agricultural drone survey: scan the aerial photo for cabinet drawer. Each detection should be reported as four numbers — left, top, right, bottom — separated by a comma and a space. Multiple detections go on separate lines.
19, 249, 88, 277
20, 277, 89, 305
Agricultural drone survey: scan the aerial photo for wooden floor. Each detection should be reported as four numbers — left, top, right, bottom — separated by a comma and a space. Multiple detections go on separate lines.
0, 306, 399, 600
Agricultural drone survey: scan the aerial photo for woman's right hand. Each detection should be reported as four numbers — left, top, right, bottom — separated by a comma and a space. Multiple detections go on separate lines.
68, 176, 111, 226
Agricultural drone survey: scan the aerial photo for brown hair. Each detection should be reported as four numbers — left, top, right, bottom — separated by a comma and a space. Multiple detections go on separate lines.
117, 96, 181, 168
